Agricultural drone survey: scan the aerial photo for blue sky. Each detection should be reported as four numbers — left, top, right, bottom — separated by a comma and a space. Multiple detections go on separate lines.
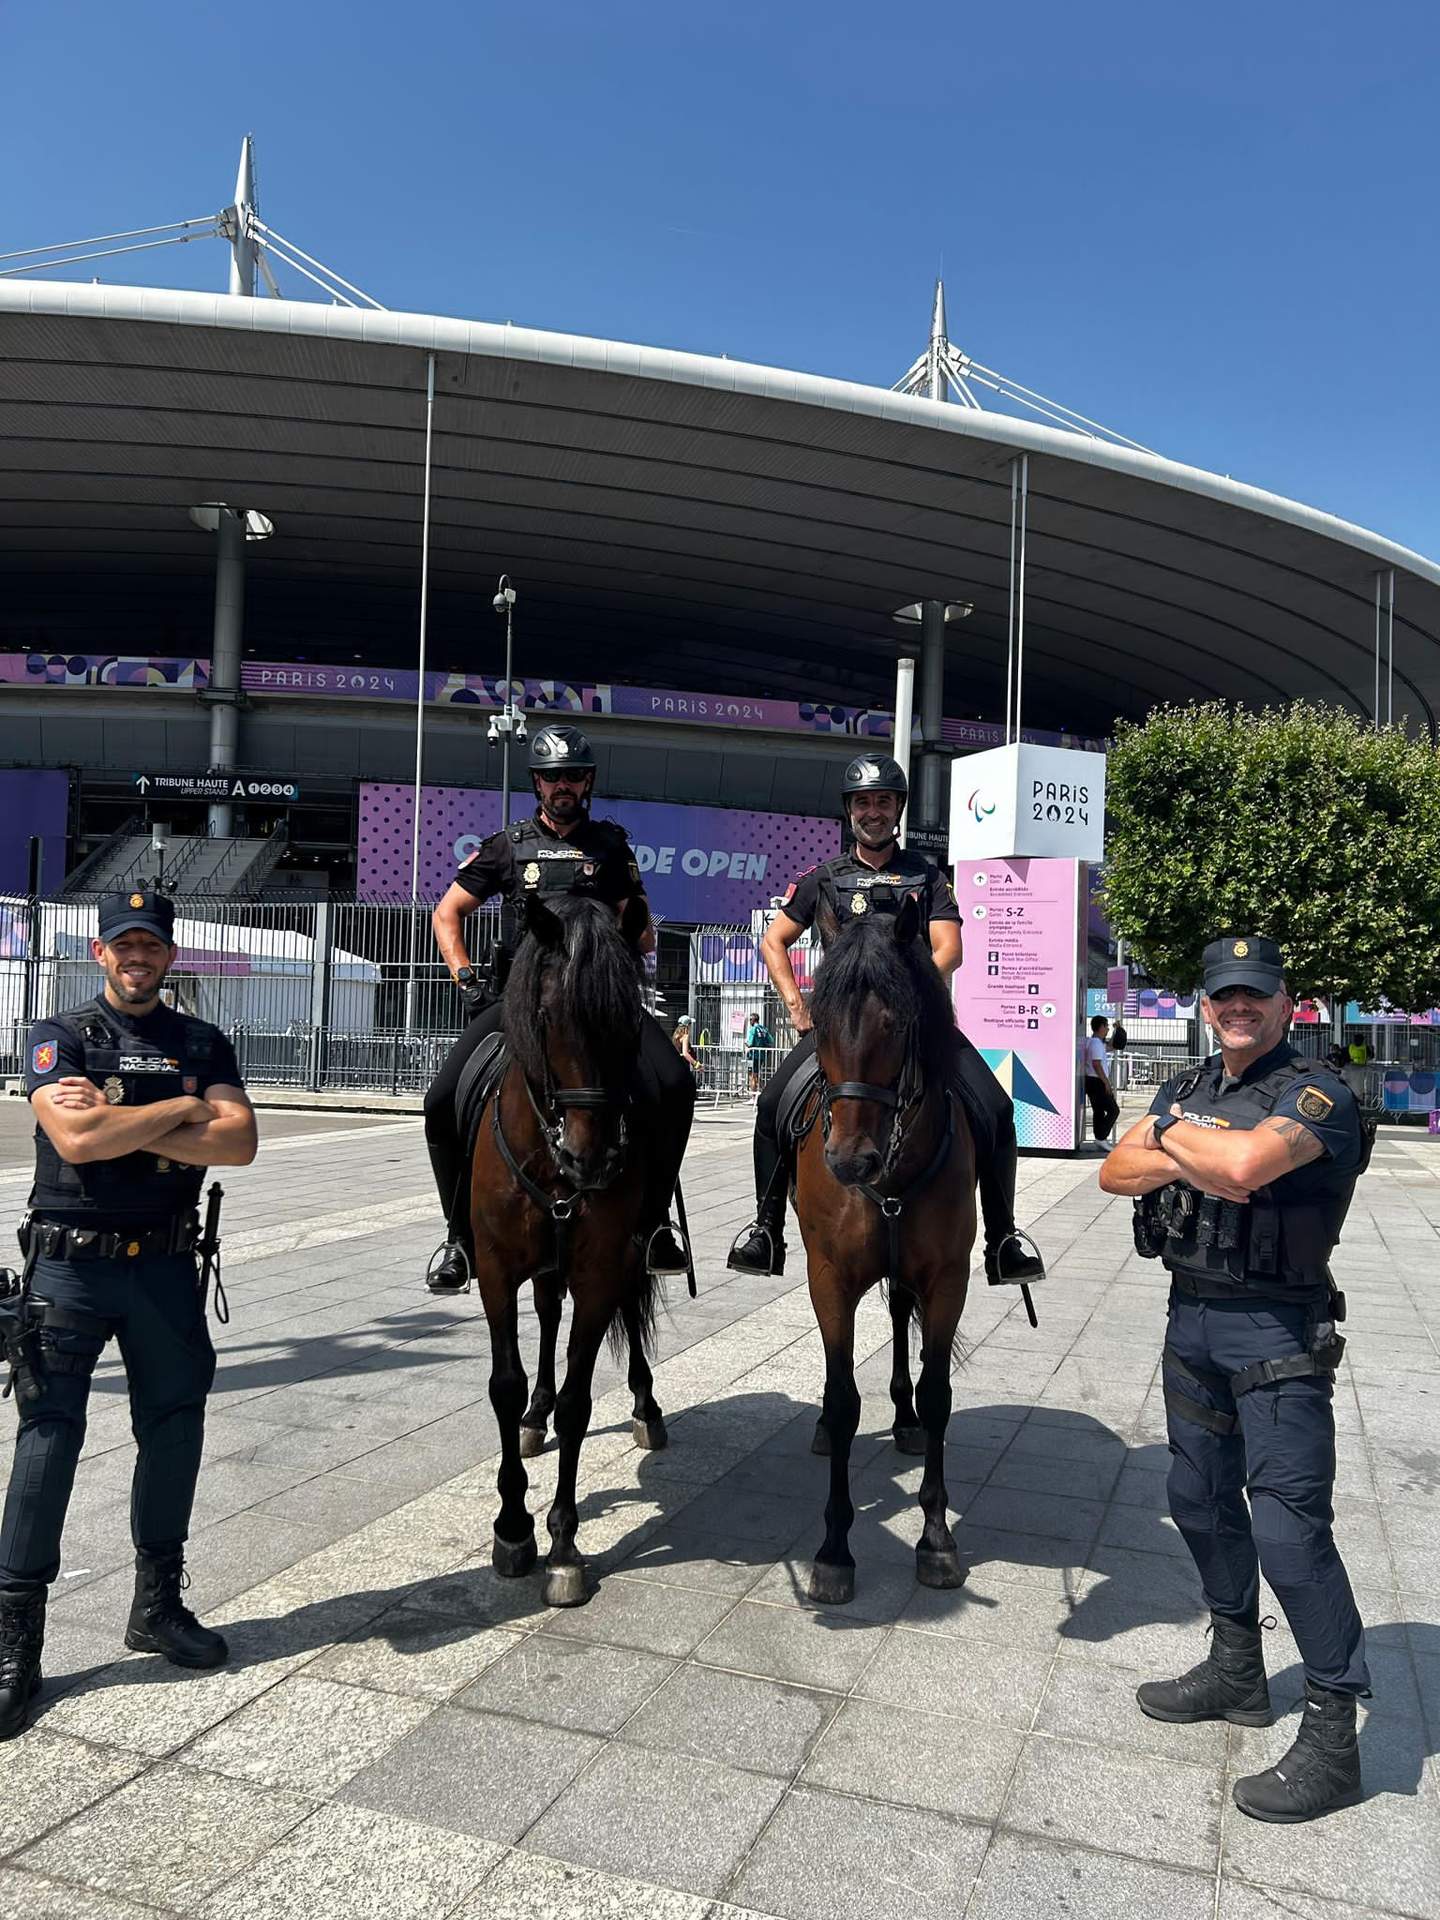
6, 1, 1437, 554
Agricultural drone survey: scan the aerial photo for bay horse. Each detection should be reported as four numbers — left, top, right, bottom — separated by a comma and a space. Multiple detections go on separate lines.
470, 890, 667, 1607
799, 892, 977, 1605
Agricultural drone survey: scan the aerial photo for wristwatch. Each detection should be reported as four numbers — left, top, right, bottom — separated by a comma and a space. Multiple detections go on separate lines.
455, 966, 478, 990
1152, 1113, 1180, 1145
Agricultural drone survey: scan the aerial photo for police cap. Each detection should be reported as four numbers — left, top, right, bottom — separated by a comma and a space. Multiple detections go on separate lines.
1202, 934, 1285, 996
98, 887, 176, 944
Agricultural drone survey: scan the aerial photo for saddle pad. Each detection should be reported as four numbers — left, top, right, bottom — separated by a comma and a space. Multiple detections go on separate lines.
455, 1029, 509, 1162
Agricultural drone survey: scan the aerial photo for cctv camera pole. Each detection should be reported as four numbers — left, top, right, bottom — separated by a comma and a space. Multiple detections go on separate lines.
405, 351, 437, 1035
493, 577, 519, 828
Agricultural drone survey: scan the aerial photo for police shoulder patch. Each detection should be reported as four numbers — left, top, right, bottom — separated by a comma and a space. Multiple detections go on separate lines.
1296, 1086, 1335, 1122
31, 1040, 57, 1075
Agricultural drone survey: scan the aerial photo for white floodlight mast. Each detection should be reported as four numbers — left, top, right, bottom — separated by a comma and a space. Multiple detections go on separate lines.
228, 135, 258, 296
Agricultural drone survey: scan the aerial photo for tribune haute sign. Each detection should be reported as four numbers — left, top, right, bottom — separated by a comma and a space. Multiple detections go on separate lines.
948, 744, 1107, 864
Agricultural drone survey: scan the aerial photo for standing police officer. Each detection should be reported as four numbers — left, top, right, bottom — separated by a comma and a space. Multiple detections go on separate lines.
1100, 935, 1370, 1823
727, 754, 1045, 1286
0, 889, 257, 1741
422, 724, 694, 1291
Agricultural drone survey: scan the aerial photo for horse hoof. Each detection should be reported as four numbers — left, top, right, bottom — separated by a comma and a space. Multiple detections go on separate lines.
916, 1546, 968, 1589
808, 1562, 855, 1606
632, 1417, 669, 1450
811, 1421, 831, 1456
492, 1531, 538, 1578
518, 1425, 547, 1459
544, 1562, 589, 1608
893, 1425, 927, 1456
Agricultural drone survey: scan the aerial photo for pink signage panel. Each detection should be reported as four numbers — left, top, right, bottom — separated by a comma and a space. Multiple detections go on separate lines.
952, 857, 1086, 1151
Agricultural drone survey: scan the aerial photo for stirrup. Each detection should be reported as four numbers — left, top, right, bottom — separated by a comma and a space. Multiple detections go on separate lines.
425, 1239, 472, 1294
726, 1220, 783, 1275
644, 1221, 691, 1278
985, 1228, 1045, 1286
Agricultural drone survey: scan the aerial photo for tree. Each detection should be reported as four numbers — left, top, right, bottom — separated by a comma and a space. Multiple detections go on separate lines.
1100, 702, 1440, 1011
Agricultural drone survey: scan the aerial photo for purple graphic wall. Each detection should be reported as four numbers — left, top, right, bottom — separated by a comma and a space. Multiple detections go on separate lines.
358, 783, 839, 920
0, 770, 70, 894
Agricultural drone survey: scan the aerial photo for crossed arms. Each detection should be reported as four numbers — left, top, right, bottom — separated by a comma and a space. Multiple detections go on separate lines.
32, 1080, 258, 1168
1099, 1108, 1326, 1201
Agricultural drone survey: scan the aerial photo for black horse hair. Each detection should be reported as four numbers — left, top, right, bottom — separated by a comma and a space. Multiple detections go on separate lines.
810, 908, 958, 1073
504, 893, 643, 1095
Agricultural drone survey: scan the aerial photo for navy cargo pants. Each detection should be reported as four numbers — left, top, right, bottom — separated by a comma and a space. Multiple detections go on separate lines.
0, 1251, 215, 1591
1162, 1289, 1369, 1695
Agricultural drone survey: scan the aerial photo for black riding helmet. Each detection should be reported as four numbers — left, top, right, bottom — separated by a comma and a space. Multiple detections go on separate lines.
528, 724, 596, 774
841, 753, 908, 828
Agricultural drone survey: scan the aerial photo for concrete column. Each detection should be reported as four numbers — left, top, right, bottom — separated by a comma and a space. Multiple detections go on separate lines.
207, 507, 245, 837
917, 597, 947, 830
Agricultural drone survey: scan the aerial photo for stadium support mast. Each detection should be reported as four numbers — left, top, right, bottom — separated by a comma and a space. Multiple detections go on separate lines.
227, 135, 258, 296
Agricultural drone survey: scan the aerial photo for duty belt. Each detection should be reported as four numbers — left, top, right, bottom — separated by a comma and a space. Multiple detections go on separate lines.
19, 1212, 202, 1263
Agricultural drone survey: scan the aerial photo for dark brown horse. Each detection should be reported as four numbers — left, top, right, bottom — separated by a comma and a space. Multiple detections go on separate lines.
798, 893, 978, 1604
470, 891, 666, 1607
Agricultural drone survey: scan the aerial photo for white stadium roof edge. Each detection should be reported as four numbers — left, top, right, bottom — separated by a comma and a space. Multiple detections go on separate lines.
3, 275, 1439, 739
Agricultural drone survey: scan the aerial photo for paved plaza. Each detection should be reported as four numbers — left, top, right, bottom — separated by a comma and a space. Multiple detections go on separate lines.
0, 1096, 1437, 1920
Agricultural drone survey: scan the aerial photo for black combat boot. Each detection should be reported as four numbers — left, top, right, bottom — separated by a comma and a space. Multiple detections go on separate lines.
425, 1242, 471, 1294
1137, 1613, 1271, 1725
727, 1198, 786, 1276
1232, 1681, 1363, 1823
0, 1587, 45, 1741
124, 1553, 228, 1669
644, 1223, 689, 1278
983, 1231, 1046, 1285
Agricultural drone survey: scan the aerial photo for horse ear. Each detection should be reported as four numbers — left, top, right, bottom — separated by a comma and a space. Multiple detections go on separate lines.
894, 892, 922, 947
523, 891, 563, 947
816, 900, 840, 947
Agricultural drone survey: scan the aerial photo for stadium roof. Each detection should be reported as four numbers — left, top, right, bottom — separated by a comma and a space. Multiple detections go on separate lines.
3, 278, 1439, 739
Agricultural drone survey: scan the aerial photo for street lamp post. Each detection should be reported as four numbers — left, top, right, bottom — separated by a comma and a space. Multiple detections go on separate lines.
489, 576, 525, 825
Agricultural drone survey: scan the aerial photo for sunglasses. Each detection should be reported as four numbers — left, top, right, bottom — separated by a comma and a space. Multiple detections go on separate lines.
537, 770, 590, 787
1208, 985, 1276, 1005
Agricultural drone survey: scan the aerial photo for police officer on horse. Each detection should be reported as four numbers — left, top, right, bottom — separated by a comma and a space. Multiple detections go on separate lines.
423, 724, 693, 1291
1, 889, 257, 1741
1101, 935, 1371, 1823
727, 754, 1045, 1288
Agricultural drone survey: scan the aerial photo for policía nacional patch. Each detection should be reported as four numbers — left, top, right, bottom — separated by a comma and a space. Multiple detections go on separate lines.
1296, 1085, 1335, 1122
31, 1041, 56, 1075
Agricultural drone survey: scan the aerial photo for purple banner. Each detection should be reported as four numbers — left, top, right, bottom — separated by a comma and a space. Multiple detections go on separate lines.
0, 770, 69, 895
357, 783, 839, 920
0, 652, 208, 690
3, 651, 1103, 753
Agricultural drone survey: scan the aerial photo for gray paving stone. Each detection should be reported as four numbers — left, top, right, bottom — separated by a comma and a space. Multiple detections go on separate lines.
966, 1831, 1214, 1920
1003, 1732, 1223, 1871
621, 1661, 838, 1778
695, 1599, 887, 1692
0, 1870, 159, 1920
195, 1801, 500, 1920
856, 1625, 1052, 1730
802, 1697, 1023, 1822
1216, 1883, 1416, 1920
524, 1742, 786, 1898
186, 1673, 433, 1792
17, 1762, 312, 1909
1037, 1653, 1229, 1762
35, 1650, 301, 1757
541, 1573, 735, 1658
729, 1782, 988, 1920
459, 1849, 712, 1919
0, 1731, 145, 1854
456, 1636, 676, 1734
313, 1608, 523, 1700
339, 1704, 602, 1844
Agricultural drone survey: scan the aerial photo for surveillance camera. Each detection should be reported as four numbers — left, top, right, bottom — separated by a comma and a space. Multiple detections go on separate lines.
515, 717, 527, 741
492, 592, 510, 615
486, 721, 500, 745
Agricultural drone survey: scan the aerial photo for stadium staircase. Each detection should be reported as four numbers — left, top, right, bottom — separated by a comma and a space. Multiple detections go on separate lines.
62, 823, 288, 899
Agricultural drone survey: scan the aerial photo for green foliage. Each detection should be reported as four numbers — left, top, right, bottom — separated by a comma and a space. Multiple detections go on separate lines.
1101, 703, 1440, 1009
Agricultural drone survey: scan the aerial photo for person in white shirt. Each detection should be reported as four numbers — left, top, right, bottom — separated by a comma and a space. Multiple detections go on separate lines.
1084, 1014, 1119, 1144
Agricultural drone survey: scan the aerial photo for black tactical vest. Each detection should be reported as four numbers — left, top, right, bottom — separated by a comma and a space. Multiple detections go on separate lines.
815, 851, 930, 945
1158, 1051, 1370, 1300
498, 818, 633, 949
29, 1001, 216, 1223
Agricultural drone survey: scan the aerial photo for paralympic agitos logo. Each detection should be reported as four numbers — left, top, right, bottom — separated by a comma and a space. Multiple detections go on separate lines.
967, 790, 996, 824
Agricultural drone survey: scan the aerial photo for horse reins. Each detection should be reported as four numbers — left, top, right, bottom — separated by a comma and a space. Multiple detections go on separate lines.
820, 1046, 956, 1287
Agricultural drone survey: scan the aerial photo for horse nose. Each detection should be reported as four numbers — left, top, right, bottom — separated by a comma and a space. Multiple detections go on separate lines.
825, 1145, 882, 1187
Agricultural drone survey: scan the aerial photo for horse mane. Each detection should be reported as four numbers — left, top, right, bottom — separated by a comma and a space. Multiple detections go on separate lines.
504, 894, 642, 1089
811, 912, 958, 1072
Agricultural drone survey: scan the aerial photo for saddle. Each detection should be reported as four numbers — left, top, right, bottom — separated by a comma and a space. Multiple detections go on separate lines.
451, 1031, 510, 1234
776, 1052, 825, 1166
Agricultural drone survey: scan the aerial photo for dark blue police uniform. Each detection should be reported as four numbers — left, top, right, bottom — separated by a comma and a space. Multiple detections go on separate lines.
1145, 1041, 1369, 1694
0, 889, 238, 1739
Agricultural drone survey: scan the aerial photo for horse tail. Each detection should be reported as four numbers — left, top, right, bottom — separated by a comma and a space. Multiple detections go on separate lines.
605, 1256, 660, 1362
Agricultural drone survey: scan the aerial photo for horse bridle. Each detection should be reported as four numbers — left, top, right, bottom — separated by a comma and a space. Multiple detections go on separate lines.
819, 1039, 955, 1283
